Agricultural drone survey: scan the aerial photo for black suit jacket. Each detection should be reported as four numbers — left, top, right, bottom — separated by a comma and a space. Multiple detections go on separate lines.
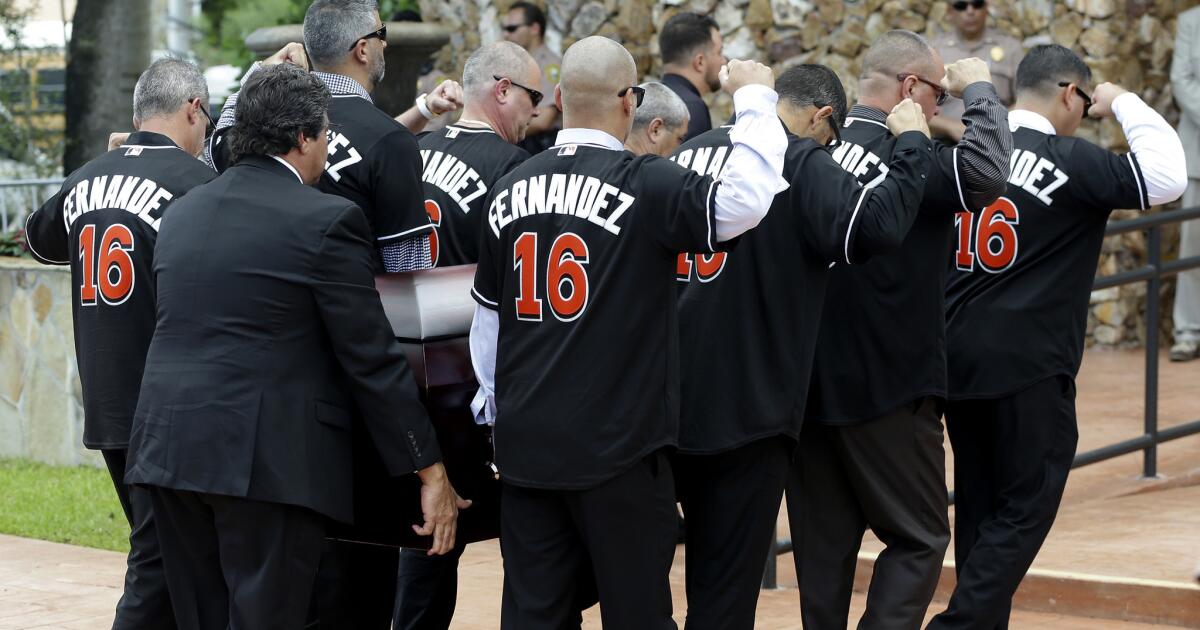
126, 155, 441, 522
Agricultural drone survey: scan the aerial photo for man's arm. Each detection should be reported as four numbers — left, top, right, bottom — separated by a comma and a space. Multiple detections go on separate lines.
468, 304, 499, 425
943, 58, 1013, 210
1172, 11, 1200, 127
1083, 84, 1187, 208
203, 44, 308, 170
23, 191, 69, 264
395, 80, 463, 134
370, 130, 436, 272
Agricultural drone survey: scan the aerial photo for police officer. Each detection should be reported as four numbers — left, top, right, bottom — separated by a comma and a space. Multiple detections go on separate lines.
930, 0, 1023, 142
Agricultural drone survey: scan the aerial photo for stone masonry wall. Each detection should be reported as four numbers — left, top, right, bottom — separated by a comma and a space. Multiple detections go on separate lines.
0, 258, 97, 467
419, 0, 1200, 348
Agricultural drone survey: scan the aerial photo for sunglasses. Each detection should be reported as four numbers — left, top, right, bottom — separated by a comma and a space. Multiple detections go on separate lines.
194, 98, 215, 135
501, 23, 530, 33
1058, 81, 1092, 118
816, 102, 842, 148
494, 74, 544, 107
897, 73, 948, 106
348, 25, 386, 51
619, 85, 646, 107
951, 0, 986, 11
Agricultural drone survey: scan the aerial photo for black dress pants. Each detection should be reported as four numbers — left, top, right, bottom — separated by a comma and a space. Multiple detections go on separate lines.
148, 487, 325, 630
310, 539, 398, 629
392, 544, 466, 630
101, 449, 177, 630
787, 397, 950, 630
672, 436, 793, 630
500, 450, 677, 630
927, 375, 1078, 630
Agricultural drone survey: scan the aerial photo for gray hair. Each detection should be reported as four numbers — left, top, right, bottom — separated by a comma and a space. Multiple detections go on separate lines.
463, 41, 534, 96
304, 0, 380, 69
632, 81, 688, 132
132, 57, 208, 124
228, 63, 331, 163
860, 29, 936, 78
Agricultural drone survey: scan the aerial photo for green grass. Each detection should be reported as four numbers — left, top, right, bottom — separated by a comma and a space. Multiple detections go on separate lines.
0, 458, 130, 552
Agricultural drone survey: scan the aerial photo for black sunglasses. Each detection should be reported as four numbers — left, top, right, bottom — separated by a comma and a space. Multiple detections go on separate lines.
494, 74, 544, 107
501, 22, 531, 33
194, 98, 215, 135
619, 85, 646, 108
952, 0, 986, 11
348, 25, 386, 51
816, 102, 842, 148
897, 73, 948, 106
1058, 81, 1092, 118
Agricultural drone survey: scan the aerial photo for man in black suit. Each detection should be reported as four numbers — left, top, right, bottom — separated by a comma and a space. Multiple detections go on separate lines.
125, 63, 469, 630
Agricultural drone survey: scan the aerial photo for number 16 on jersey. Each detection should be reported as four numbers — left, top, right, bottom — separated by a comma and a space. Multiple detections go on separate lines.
513, 231, 591, 322
955, 197, 1020, 273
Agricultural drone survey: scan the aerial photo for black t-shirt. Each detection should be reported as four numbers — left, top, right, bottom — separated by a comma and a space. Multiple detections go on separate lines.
673, 126, 932, 453
945, 124, 1148, 399
809, 115, 973, 424
417, 124, 529, 266
319, 95, 434, 269
472, 141, 724, 489
23, 131, 216, 448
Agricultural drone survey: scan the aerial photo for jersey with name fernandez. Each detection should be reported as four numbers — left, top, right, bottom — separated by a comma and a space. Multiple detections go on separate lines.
24, 131, 216, 449
945, 116, 1148, 399
417, 123, 529, 266
472, 140, 725, 489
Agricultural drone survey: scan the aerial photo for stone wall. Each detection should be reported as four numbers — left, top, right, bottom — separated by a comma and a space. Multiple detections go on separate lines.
419, 0, 1199, 348
0, 258, 97, 467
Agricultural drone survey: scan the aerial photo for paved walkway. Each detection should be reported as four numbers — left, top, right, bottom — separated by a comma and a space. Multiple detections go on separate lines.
1, 348, 1197, 629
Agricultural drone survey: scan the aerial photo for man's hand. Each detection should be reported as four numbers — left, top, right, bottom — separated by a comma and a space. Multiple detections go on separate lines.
721, 59, 775, 94
107, 132, 131, 151
941, 58, 991, 98
265, 42, 309, 70
413, 462, 472, 555
1088, 82, 1131, 118
887, 98, 930, 138
427, 79, 464, 117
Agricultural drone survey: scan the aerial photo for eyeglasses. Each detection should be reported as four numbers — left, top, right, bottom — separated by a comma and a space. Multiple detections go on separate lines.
951, 0, 986, 11
348, 25, 386, 51
494, 74, 544, 107
1058, 81, 1092, 118
816, 102, 842, 148
897, 73, 948, 106
194, 98, 215, 135
619, 85, 646, 108
501, 23, 530, 33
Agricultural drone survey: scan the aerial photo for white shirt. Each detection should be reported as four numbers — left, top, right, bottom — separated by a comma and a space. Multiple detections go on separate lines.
469, 84, 789, 425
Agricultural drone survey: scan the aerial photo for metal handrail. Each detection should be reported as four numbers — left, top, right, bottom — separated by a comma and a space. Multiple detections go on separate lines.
765, 205, 1200, 589
0, 178, 65, 233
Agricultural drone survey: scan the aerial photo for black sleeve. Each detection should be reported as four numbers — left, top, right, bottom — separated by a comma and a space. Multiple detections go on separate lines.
846, 130, 933, 263
310, 204, 442, 475
955, 82, 1013, 210
24, 188, 69, 264
1066, 139, 1149, 212
633, 155, 723, 254
369, 130, 435, 246
472, 196, 503, 311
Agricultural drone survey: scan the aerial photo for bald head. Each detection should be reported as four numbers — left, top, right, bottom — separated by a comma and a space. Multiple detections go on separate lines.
560, 36, 637, 120
860, 30, 938, 81
463, 41, 538, 98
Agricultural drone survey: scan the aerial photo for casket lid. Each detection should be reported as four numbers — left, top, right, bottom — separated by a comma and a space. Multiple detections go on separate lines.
375, 265, 476, 341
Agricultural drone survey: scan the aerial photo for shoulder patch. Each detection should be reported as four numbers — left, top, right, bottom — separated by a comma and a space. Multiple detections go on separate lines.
544, 64, 560, 84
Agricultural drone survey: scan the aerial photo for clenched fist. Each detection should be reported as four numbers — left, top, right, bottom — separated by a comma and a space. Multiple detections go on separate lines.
940, 58, 991, 98
887, 98, 930, 138
265, 42, 309, 71
1087, 82, 1130, 119
721, 59, 775, 94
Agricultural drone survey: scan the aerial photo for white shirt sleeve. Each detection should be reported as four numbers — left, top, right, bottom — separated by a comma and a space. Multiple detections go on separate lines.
469, 303, 499, 426
713, 84, 791, 242
1112, 92, 1188, 207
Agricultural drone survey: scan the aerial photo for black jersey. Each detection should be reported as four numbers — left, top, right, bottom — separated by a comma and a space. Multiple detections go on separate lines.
23, 131, 216, 449
673, 127, 932, 453
808, 113, 979, 424
945, 123, 1149, 399
473, 141, 726, 489
418, 124, 529, 266
319, 95, 433, 268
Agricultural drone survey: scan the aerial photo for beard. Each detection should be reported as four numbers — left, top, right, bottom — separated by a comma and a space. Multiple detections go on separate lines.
368, 52, 386, 90
705, 70, 721, 93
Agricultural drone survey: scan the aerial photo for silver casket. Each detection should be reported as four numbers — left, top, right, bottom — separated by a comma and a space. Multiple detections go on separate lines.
327, 265, 501, 548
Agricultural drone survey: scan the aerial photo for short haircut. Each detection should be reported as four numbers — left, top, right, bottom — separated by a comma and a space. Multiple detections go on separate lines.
777, 64, 848, 132
632, 81, 689, 131
860, 29, 936, 78
228, 64, 330, 163
1016, 44, 1092, 98
304, 0, 380, 69
132, 57, 208, 123
659, 11, 719, 66
463, 41, 533, 95
509, 2, 546, 35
